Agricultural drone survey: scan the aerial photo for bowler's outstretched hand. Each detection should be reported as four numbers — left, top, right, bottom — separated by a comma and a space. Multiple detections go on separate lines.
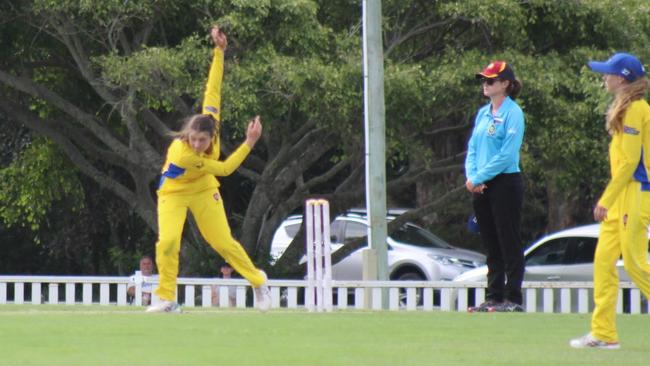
245, 116, 262, 147
211, 26, 227, 50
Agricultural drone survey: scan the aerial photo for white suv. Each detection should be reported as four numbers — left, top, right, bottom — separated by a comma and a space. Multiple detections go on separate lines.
271, 210, 486, 281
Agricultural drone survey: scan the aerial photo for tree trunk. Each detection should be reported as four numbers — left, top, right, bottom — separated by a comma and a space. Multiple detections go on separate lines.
546, 175, 577, 231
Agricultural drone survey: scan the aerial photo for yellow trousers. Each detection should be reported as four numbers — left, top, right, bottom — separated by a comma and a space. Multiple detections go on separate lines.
592, 181, 650, 342
154, 188, 265, 301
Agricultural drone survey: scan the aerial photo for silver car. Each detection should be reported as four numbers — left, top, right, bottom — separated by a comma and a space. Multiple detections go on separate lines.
454, 223, 650, 283
271, 210, 486, 281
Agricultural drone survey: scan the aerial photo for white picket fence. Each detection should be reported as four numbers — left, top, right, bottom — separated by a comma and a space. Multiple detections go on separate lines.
0, 275, 647, 314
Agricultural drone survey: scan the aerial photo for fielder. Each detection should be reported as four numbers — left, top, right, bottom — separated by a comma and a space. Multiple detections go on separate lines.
571, 52, 650, 349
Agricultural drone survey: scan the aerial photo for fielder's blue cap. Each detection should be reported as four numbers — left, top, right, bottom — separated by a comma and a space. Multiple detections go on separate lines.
588, 52, 646, 82
467, 214, 480, 234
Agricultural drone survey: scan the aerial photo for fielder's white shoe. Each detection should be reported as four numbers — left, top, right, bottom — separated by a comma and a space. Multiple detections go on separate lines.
254, 270, 271, 313
569, 333, 620, 349
145, 300, 182, 314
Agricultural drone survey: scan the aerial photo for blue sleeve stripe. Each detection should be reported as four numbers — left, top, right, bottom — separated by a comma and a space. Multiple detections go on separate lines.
158, 163, 186, 189
163, 163, 186, 178
634, 149, 649, 188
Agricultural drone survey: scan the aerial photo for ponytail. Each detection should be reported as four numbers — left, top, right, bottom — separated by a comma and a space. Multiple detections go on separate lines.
506, 79, 522, 99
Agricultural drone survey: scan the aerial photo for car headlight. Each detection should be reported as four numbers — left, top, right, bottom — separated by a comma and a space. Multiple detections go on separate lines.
428, 254, 462, 266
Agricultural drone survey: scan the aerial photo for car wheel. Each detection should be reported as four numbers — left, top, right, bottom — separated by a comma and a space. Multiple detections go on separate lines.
396, 272, 425, 307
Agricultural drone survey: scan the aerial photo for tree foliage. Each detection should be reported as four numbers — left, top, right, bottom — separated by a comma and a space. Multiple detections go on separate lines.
1, 0, 650, 276
0, 139, 84, 231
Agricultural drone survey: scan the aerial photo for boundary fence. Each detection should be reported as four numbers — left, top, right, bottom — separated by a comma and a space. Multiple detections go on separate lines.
0, 275, 647, 314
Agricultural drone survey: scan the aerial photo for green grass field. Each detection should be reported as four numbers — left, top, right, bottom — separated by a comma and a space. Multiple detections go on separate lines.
1, 305, 649, 366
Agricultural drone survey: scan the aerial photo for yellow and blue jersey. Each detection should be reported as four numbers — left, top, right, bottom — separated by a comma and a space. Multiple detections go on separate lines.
465, 96, 525, 185
157, 139, 251, 195
157, 47, 251, 195
598, 99, 650, 208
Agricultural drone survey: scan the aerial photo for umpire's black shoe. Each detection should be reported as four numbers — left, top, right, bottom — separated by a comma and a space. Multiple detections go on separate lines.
494, 300, 524, 312
468, 300, 501, 313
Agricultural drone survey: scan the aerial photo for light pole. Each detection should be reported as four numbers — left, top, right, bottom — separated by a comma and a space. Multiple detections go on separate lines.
362, 0, 388, 308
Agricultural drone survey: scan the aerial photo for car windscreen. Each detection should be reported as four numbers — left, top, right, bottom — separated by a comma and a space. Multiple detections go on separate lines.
389, 224, 454, 249
284, 223, 301, 238
525, 237, 597, 266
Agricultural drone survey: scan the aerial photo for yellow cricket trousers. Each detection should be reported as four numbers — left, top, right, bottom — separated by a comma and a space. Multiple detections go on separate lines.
154, 187, 265, 301
592, 181, 650, 342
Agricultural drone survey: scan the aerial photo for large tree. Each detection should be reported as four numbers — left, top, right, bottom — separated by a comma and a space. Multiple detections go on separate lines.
0, 1, 476, 274
2, 0, 650, 276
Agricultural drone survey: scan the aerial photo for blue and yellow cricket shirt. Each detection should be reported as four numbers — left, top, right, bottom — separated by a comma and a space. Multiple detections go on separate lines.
599, 99, 650, 208
157, 47, 252, 196
157, 140, 251, 196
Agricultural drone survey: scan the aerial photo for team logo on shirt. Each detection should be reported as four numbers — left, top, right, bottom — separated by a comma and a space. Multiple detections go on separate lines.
623, 125, 640, 135
487, 123, 496, 136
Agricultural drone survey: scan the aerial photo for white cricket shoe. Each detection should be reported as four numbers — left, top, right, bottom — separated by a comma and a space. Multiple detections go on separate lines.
569, 333, 620, 349
145, 300, 182, 314
254, 270, 272, 313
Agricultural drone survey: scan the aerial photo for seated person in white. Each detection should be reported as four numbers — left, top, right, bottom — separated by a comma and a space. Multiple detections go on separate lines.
127, 256, 158, 306
212, 263, 237, 307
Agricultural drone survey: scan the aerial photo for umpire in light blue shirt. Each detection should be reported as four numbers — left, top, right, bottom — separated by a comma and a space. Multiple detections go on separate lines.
465, 61, 526, 313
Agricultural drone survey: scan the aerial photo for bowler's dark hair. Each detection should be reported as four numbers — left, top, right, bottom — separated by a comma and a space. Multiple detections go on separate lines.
171, 114, 217, 154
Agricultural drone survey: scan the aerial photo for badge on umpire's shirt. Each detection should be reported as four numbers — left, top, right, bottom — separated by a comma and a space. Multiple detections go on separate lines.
487, 123, 496, 136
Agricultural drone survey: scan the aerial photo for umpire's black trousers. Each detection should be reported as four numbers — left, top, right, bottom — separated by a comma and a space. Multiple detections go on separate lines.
472, 172, 525, 305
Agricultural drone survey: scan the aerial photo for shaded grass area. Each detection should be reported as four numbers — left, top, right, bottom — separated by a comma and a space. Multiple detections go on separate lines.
0, 305, 649, 366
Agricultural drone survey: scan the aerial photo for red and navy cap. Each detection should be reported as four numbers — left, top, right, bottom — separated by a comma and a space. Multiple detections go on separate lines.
475, 61, 516, 81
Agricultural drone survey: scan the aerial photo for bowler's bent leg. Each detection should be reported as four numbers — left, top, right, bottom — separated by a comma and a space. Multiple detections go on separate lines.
191, 189, 265, 287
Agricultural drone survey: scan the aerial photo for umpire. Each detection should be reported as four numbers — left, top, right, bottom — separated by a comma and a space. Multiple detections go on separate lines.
464, 61, 525, 313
